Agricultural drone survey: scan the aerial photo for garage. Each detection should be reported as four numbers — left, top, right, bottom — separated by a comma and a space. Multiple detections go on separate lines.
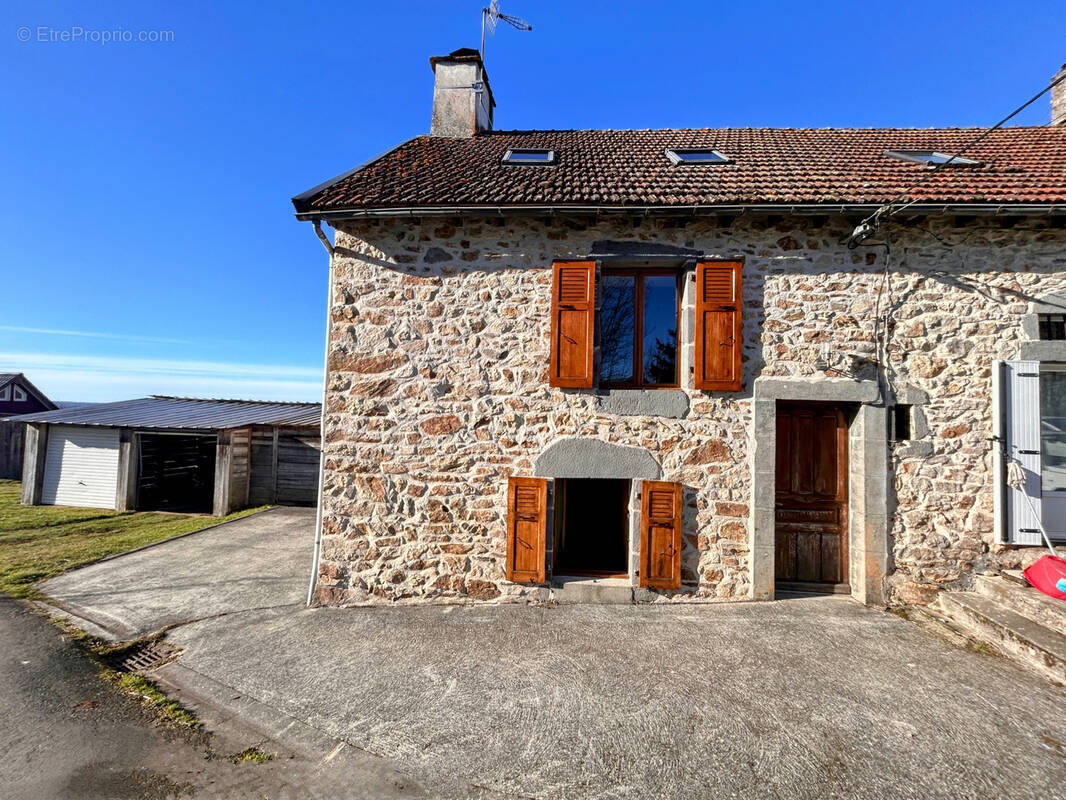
12, 396, 321, 516
40, 425, 120, 509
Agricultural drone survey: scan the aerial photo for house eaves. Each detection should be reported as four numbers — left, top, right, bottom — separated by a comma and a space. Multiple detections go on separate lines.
295, 202, 1066, 222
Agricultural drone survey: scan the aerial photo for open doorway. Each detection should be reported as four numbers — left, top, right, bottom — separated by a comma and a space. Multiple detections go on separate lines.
553, 478, 630, 577
137, 433, 216, 513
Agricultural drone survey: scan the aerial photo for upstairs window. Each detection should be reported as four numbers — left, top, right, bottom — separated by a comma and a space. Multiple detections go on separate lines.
1038, 313, 1066, 340
502, 148, 556, 165
600, 268, 680, 388
883, 150, 981, 167
665, 148, 731, 165
547, 260, 743, 393
12, 386, 26, 402
0, 386, 8, 401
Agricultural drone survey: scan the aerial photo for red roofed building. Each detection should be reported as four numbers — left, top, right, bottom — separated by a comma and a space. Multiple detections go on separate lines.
294, 49, 1066, 620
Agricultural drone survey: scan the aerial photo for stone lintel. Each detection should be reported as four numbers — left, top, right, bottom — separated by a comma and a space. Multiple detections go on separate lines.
1019, 341, 1066, 361
534, 437, 662, 480
753, 377, 880, 404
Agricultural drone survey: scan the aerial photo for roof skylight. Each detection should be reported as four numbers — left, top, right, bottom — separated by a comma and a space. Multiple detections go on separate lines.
883, 150, 981, 167
665, 148, 732, 165
502, 148, 556, 165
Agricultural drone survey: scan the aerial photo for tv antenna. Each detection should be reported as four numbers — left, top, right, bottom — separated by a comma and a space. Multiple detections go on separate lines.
481, 0, 532, 59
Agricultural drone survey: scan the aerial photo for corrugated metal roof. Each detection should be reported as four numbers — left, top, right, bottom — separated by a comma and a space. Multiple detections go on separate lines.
3, 396, 321, 430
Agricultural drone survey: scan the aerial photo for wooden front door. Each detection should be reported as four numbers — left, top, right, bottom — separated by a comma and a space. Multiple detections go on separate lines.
774, 403, 850, 592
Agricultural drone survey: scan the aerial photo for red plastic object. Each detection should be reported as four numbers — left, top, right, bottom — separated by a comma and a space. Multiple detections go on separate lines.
1023, 555, 1066, 601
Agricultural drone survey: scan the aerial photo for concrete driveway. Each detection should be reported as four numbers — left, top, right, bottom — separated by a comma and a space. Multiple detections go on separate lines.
153, 598, 1066, 800
38, 506, 314, 641
32, 514, 1066, 799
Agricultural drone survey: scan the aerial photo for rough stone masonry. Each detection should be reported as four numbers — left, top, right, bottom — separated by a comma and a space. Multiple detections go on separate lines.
312, 211, 1066, 607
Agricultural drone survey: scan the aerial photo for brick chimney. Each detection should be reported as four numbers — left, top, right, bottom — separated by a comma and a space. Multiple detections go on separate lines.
429, 48, 494, 137
1053, 63, 1066, 125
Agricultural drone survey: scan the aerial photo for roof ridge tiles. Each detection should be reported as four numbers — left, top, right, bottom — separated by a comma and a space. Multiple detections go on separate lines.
480, 125, 1049, 134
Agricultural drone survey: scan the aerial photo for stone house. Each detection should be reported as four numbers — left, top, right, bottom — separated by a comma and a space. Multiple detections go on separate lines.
293, 49, 1066, 608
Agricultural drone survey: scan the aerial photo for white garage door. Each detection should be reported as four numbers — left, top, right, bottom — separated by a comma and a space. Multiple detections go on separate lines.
41, 426, 120, 509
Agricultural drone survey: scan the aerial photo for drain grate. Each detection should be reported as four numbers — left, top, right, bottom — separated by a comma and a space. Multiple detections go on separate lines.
108, 640, 180, 673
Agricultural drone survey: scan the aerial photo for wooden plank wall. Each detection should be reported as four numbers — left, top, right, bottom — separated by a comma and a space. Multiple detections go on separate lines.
229, 428, 251, 510
277, 431, 320, 505
0, 421, 25, 480
249, 427, 277, 506
248, 425, 320, 506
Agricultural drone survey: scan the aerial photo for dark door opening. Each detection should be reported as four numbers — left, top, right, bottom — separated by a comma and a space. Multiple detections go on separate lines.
775, 402, 852, 594
137, 433, 216, 514
554, 478, 629, 578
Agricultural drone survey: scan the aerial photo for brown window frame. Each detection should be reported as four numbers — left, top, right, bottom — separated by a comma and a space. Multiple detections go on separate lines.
599, 267, 683, 390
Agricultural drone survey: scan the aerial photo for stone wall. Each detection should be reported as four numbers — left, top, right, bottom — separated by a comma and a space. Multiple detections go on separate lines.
313, 213, 1066, 606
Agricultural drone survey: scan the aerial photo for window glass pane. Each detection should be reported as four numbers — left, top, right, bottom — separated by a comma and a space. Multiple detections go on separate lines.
1041, 371, 1066, 492
601, 274, 635, 384
642, 274, 678, 385
504, 149, 554, 163
675, 150, 726, 162
1040, 314, 1066, 341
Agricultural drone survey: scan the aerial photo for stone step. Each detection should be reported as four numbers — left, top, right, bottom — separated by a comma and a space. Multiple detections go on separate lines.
1001, 569, 1028, 587
550, 577, 633, 604
974, 575, 1066, 633
905, 605, 981, 651
934, 591, 1066, 685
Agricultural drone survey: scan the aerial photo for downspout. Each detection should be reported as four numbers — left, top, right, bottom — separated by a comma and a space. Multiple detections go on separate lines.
306, 219, 334, 606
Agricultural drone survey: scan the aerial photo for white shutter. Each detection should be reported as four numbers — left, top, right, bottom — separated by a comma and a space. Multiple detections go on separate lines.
41, 426, 120, 509
1004, 361, 1043, 545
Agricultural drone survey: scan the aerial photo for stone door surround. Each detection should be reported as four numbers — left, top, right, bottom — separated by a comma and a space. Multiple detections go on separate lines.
750, 378, 889, 606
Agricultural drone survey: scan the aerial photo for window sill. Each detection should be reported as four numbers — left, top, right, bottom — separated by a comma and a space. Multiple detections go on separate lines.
593, 389, 689, 419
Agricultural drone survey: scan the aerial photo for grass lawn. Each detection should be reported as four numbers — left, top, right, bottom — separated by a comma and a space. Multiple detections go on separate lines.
0, 479, 265, 599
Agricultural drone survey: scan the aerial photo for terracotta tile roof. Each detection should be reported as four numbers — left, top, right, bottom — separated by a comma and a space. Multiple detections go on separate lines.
293, 127, 1066, 216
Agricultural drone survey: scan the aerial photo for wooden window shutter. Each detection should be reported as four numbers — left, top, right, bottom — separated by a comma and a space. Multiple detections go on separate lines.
694, 260, 743, 391
506, 476, 548, 583
639, 480, 683, 590
549, 260, 595, 388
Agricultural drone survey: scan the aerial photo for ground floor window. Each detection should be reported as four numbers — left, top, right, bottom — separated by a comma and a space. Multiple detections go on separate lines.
1040, 367, 1066, 492
1003, 360, 1066, 542
553, 478, 629, 577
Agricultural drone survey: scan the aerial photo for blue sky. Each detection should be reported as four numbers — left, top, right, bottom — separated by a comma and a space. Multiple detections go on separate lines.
2, 0, 1063, 402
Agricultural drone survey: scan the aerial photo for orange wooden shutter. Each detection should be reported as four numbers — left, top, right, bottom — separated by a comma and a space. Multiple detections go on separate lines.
506, 476, 548, 583
694, 260, 743, 391
549, 260, 595, 388
639, 480, 683, 590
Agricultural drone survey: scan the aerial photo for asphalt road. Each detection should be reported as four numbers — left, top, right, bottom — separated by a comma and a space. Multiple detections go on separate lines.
0, 596, 424, 799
